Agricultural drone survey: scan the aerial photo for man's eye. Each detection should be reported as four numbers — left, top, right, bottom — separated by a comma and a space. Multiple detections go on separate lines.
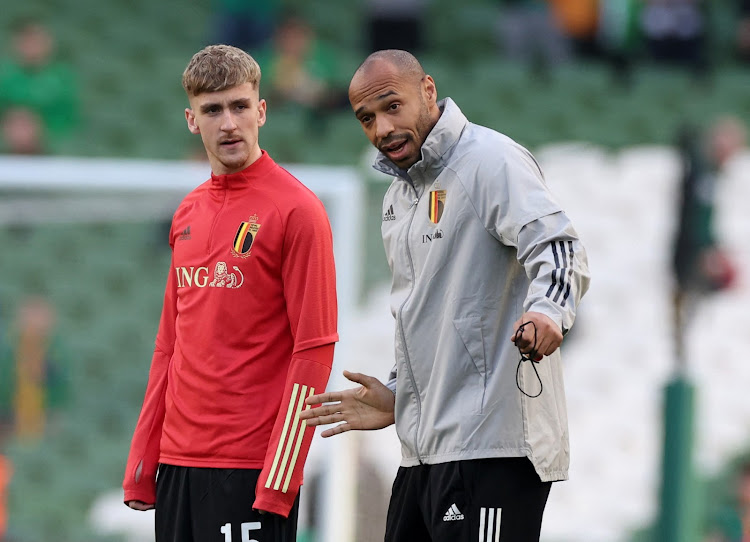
389, 103, 399, 111
360, 116, 371, 124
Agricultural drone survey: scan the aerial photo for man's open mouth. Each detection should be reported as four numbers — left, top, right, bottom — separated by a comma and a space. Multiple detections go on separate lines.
381, 139, 407, 154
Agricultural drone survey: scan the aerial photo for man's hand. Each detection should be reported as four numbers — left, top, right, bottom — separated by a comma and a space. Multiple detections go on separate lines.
253, 508, 276, 516
299, 370, 395, 437
126, 500, 155, 511
510, 312, 563, 361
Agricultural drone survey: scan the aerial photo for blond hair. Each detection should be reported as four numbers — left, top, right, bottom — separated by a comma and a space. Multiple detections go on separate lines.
182, 45, 261, 97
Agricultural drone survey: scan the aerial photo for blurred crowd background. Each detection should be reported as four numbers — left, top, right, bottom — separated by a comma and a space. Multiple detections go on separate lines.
1, 0, 749, 161
1, 1, 750, 541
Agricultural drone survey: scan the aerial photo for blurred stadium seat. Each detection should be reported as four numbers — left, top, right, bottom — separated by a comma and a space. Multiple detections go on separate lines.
1, 0, 748, 163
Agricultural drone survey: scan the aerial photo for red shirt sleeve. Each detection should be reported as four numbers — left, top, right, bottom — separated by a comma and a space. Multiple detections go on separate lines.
253, 344, 334, 516
279, 197, 339, 353
253, 196, 338, 516
122, 247, 178, 505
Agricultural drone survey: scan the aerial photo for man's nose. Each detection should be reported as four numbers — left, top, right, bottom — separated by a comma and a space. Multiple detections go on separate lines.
220, 111, 238, 131
375, 116, 394, 140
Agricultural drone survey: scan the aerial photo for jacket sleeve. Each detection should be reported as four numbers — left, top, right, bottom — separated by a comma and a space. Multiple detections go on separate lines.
467, 143, 589, 333
122, 244, 178, 505
470, 142, 590, 333
253, 195, 338, 517
516, 212, 591, 334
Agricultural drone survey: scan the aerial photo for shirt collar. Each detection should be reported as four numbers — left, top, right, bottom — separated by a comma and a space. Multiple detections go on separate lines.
209, 150, 277, 189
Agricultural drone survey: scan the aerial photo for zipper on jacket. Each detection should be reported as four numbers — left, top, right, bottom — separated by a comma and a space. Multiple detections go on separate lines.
208, 188, 228, 253
398, 185, 423, 464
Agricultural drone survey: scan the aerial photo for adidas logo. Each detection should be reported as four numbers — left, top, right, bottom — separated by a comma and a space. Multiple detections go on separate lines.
382, 205, 396, 221
443, 503, 464, 522
178, 225, 192, 240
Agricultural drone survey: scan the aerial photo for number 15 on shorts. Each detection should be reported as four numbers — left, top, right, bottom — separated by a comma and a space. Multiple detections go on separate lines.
220, 521, 261, 542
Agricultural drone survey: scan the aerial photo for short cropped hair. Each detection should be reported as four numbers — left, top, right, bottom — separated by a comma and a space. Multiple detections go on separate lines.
182, 45, 261, 97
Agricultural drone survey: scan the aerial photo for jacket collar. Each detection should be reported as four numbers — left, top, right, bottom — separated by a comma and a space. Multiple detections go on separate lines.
372, 98, 467, 181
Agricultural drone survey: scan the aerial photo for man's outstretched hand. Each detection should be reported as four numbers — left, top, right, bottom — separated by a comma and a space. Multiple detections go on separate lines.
299, 370, 395, 437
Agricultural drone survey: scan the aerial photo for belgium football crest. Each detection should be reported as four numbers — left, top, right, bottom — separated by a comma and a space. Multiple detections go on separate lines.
428, 189, 446, 224
231, 214, 261, 258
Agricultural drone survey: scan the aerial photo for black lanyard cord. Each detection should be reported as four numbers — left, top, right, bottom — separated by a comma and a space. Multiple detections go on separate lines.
514, 321, 543, 398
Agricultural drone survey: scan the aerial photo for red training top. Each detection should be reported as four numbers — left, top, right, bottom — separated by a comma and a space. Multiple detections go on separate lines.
123, 151, 338, 517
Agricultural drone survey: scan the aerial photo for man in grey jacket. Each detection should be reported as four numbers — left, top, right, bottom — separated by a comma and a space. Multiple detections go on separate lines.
300, 50, 590, 542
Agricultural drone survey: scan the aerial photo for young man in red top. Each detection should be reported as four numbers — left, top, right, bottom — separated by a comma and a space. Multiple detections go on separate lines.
122, 44, 338, 542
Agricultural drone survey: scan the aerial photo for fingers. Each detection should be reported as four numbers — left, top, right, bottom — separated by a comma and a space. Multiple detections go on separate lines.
320, 422, 351, 438
537, 335, 558, 357
304, 371, 379, 407
535, 327, 562, 356
299, 403, 342, 419
510, 316, 524, 343
302, 405, 351, 436
299, 400, 348, 428
127, 501, 155, 511
534, 335, 550, 358
511, 320, 534, 352
303, 411, 346, 427
304, 391, 342, 406
511, 317, 537, 350
510, 312, 563, 359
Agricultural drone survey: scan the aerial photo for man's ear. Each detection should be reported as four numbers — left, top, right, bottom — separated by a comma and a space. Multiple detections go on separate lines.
422, 75, 437, 106
185, 108, 200, 134
257, 99, 267, 128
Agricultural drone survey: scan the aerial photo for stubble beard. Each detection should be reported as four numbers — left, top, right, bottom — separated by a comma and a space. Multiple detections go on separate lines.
221, 154, 248, 172
215, 142, 250, 173
405, 96, 435, 167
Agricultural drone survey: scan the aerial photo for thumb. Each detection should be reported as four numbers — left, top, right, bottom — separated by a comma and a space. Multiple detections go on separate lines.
510, 316, 525, 342
342, 370, 375, 388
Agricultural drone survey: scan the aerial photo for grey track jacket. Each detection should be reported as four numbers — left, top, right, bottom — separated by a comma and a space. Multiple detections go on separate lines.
377, 98, 590, 482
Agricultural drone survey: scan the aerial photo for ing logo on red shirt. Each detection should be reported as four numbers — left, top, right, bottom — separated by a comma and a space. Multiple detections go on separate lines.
175, 262, 244, 289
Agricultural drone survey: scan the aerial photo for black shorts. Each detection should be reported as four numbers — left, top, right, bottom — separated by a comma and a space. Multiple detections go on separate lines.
155, 464, 299, 542
385, 457, 552, 542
